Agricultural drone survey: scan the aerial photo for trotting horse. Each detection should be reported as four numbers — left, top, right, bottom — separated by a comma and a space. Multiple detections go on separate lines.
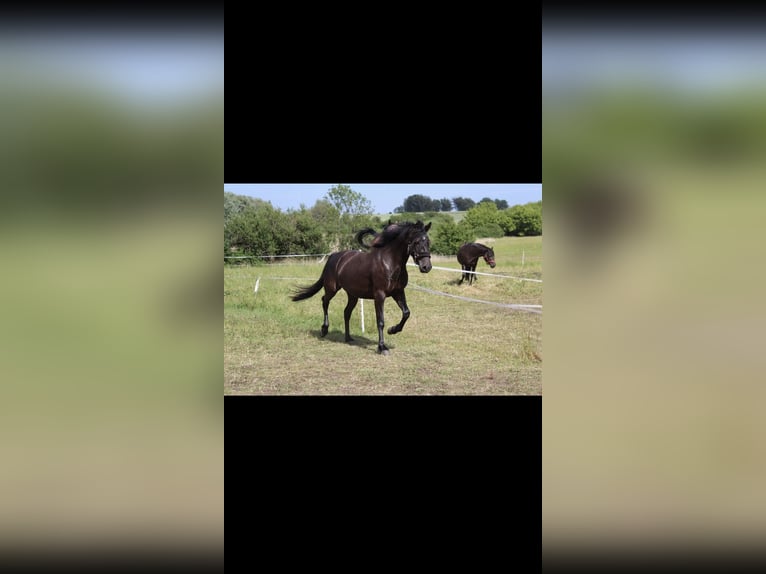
457, 242, 496, 285
291, 220, 432, 355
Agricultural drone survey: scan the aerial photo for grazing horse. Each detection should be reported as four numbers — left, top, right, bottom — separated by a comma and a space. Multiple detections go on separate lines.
457, 242, 496, 285
291, 220, 432, 355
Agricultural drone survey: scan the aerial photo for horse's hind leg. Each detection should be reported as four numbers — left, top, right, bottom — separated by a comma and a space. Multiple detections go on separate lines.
321, 288, 338, 337
387, 290, 410, 335
459, 265, 466, 284
343, 295, 359, 343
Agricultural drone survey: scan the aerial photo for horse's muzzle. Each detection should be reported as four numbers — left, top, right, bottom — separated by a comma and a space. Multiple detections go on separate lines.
418, 258, 432, 273
488, 261, 496, 268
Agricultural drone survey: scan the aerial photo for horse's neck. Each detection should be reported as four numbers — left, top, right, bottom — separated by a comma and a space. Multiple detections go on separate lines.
384, 236, 410, 268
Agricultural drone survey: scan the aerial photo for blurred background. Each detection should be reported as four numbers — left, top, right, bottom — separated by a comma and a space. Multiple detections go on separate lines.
544, 5, 766, 564
0, 7, 222, 562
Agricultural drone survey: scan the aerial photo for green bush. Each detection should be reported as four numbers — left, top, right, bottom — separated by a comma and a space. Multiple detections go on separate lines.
473, 223, 505, 238
501, 204, 542, 236
431, 219, 473, 255
462, 201, 501, 230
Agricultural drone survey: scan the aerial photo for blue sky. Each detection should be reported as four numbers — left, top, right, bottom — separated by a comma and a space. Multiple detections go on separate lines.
223, 184, 543, 214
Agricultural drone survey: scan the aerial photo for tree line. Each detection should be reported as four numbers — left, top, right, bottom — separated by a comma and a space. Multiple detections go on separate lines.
225, 185, 541, 260
225, 185, 379, 258
393, 194, 509, 213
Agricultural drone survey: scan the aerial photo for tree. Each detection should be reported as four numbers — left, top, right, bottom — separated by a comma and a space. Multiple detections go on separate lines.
452, 197, 475, 211
462, 201, 501, 231
513, 205, 542, 236
479, 196, 495, 205
439, 198, 452, 211
225, 202, 283, 255
500, 202, 542, 236
494, 198, 509, 210
473, 223, 505, 238
322, 185, 377, 250
309, 199, 340, 229
224, 191, 267, 224
289, 208, 330, 254
430, 218, 474, 255
402, 194, 435, 212
325, 184, 373, 216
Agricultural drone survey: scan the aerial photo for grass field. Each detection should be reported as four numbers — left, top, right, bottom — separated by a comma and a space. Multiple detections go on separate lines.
224, 236, 542, 395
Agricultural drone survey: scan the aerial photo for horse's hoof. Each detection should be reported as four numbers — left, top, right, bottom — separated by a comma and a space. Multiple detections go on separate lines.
346, 337, 354, 343
378, 347, 390, 355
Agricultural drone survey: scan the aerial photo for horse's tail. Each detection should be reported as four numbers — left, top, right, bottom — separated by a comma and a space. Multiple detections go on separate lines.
355, 227, 377, 249
291, 276, 324, 301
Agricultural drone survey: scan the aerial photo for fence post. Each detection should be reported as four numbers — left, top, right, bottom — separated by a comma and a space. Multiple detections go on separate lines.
360, 299, 365, 333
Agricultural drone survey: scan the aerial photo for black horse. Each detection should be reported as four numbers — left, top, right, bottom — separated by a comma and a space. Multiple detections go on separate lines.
457, 242, 496, 285
291, 220, 432, 355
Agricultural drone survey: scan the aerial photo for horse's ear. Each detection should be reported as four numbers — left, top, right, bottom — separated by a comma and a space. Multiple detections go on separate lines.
424, 222, 432, 232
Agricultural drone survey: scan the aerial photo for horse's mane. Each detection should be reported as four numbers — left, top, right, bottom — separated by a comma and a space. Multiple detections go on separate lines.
464, 242, 493, 253
460, 241, 495, 257
356, 220, 426, 249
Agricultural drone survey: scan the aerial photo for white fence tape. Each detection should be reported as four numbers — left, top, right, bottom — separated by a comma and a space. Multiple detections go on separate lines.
225, 253, 331, 259
231, 274, 542, 314
225, 254, 541, 283
227, 250, 542, 313
407, 263, 542, 283
409, 284, 542, 314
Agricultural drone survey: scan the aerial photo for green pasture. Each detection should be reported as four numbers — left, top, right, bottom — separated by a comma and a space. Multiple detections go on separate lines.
224, 236, 542, 395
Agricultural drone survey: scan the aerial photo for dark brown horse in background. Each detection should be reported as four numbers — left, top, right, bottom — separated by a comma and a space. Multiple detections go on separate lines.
457, 242, 496, 285
291, 220, 432, 355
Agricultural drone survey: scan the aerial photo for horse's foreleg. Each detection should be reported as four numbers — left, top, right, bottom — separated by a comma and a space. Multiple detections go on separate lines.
387, 290, 410, 335
459, 265, 466, 284
374, 293, 389, 355
469, 264, 477, 285
343, 295, 359, 343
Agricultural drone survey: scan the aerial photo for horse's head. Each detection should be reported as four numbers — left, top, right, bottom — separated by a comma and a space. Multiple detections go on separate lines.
409, 221, 432, 273
484, 247, 496, 268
